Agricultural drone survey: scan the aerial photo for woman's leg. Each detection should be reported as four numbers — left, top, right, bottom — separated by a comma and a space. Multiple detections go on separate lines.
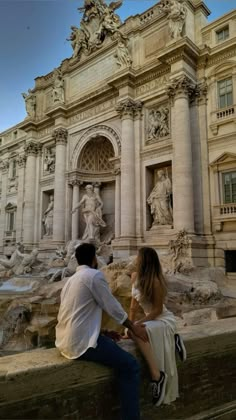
129, 330, 160, 381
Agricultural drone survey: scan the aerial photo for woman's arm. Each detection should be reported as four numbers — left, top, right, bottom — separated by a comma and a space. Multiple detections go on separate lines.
135, 280, 163, 323
129, 297, 139, 322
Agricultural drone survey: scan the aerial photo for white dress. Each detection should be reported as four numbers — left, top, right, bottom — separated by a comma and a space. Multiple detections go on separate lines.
132, 283, 179, 404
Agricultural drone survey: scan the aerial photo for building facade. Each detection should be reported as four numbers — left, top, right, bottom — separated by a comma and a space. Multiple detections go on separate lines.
0, 0, 236, 273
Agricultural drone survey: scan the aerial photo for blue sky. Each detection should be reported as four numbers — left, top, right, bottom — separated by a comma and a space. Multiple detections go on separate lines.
0, 0, 235, 133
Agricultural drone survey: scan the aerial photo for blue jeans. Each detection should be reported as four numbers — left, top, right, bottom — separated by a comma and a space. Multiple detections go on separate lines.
79, 334, 140, 420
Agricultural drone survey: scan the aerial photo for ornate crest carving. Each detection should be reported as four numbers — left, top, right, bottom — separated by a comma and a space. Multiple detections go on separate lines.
67, 0, 125, 60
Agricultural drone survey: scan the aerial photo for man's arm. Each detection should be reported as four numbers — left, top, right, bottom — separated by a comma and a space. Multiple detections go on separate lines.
91, 272, 148, 342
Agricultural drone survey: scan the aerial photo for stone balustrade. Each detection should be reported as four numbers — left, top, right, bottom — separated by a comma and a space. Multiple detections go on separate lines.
0, 319, 236, 420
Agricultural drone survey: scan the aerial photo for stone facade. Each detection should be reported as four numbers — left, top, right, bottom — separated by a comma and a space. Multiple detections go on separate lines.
0, 0, 236, 274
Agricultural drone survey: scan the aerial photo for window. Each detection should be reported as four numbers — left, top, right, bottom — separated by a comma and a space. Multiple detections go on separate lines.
12, 159, 17, 178
218, 78, 233, 108
13, 131, 17, 140
216, 26, 229, 42
8, 212, 15, 231
225, 250, 236, 273
223, 171, 236, 203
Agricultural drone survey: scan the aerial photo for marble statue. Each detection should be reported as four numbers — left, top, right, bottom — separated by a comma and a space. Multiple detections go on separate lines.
160, 0, 187, 39
67, 25, 89, 59
13, 249, 39, 275
71, 184, 106, 243
147, 169, 173, 226
21, 89, 36, 118
0, 242, 24, 270
42, 195, 54, 237
114, 38, 132, 67
148, 107, 170, 141
44, 148, 55, 173
52, 68, 64, 104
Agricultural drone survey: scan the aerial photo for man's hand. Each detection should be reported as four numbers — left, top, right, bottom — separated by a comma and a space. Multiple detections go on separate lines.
131, 323, 148, 342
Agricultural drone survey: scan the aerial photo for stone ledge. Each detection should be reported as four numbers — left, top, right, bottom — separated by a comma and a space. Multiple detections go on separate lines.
0, 318, 236, 419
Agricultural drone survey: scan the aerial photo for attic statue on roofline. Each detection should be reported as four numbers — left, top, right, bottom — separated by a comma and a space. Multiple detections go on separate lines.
67, 0, 125, 59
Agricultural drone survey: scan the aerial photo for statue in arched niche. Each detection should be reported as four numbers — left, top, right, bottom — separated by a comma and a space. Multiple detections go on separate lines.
71, 184, 106, 243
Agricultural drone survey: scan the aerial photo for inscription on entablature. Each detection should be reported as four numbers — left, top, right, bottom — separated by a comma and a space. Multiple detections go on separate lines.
68, 98, 117, 125
69, 55, 116, 98
136, 74, 170, 97
37, 127, 54, 139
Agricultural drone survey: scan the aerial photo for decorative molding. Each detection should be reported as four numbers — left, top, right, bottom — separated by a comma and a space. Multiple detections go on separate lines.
0, 160, 9, 174
116, 99, 143, 119
17, 155, 27, 168
24, 142, 41, 157
53, 128, 68, 145
166, 75, 196, 102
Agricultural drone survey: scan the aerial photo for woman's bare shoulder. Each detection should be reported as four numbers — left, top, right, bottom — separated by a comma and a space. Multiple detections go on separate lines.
131, 271, 137, 284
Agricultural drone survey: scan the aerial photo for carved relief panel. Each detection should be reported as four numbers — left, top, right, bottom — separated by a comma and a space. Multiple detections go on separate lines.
43, 146, 56, 175
146, 105, 170, 144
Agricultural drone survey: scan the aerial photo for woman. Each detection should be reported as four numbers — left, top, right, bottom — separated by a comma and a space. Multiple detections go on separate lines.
128, 247, 185, 407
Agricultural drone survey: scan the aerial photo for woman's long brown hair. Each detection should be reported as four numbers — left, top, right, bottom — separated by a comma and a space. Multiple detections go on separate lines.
136, 247, 167, 304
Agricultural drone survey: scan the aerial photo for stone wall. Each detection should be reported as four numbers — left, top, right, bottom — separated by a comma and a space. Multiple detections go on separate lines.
0, 319, 236, 420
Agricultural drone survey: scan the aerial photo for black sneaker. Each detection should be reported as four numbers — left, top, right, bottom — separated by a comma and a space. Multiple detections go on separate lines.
175, 333, 187, 362
151, 371, 168, 407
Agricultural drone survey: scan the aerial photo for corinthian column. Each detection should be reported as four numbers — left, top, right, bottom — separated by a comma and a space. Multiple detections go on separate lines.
116, 99, 142, 238
0, 162, 9, 249
71, 180, 80, 240
53, 128, 68, 242
167, 76, 195, 233
16, 155, 26, 242
23, 142, 40, 245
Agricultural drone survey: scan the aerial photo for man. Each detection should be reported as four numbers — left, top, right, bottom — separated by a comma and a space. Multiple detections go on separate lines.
56, 243, 147, 420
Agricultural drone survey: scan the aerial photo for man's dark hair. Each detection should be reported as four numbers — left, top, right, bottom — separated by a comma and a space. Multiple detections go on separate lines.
75, 243, 96, 267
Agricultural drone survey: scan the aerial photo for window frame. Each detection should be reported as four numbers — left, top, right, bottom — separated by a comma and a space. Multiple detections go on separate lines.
216, 25, 229, 43
222, 170, 236, 204
217, 77, 233, 109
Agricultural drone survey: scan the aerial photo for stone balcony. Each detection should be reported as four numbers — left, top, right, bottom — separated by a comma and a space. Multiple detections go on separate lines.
210, 104, 236, 135
213, 203, 236, 231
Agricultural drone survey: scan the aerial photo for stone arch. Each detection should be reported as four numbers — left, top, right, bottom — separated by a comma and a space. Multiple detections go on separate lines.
78, 137, 114, 173
71, 125, 121, 170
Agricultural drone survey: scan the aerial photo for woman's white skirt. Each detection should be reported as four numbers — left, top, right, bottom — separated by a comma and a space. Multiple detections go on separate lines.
144, 311, 179, 404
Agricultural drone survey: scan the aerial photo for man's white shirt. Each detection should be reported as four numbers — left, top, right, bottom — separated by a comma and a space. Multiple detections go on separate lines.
55, 265, 128, 359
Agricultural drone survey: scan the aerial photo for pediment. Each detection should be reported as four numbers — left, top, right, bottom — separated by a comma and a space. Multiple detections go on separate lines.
210, 152, 236, 167
5, 202, 17, 211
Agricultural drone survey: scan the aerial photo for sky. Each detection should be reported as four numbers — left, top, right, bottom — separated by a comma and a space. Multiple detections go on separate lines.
0, 0, 235, 133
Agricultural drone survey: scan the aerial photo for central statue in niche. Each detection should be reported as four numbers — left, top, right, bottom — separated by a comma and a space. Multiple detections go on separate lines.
72, 185, 106, 243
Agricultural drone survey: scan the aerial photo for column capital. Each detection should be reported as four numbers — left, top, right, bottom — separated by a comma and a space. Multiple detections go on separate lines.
70, 179, 82, 187
0, 160, 9, 174
167, 76, 196, 102
17, 154, 27, 168
116, 99, 143, 120
195, 80, 208, 105
24, 141, 42, 157
53, 127, 68, 145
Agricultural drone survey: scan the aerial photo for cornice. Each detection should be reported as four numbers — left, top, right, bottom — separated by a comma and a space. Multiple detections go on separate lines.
157, 37, 200, 67
140, 140, 173, 159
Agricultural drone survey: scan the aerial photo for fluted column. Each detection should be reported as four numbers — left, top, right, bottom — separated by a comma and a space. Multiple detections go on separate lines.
71, 180, 80, 240
53, 128, 68, 242
114, 167, 121, 238
16, 155, 26, 242
134, 104, 143, 239
23, 142, 40, 245
167, 76, 195, 233
0, 162, 9, 248
116, 99, 142, 238
196, 82, 212, 235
